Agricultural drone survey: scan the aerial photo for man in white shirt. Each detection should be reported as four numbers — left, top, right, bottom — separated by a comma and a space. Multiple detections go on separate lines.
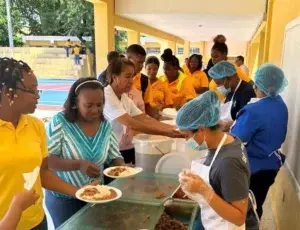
235, 56, 249, 76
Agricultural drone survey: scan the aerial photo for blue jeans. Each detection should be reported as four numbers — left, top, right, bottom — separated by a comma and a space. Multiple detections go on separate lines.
65, 47, 69, 57
45, 190, 86, 228
31, 216, 48, 230
74, 55, 80, 65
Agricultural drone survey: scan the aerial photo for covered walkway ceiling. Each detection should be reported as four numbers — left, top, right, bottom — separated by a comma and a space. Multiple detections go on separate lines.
115, 0, 267, 42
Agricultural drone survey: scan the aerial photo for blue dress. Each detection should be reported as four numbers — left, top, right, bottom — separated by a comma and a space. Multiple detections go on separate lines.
231, 96, 288, 175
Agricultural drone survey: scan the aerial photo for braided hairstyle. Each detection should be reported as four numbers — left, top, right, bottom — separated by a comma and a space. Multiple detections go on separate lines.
0, 57, 32, 106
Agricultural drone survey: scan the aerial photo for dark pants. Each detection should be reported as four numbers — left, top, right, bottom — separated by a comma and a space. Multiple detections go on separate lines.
31, 216, 48, 230
65, 47, 69, 57
45, 190, 86, 228
250, 170, 278, 219
120, 148, 135, 164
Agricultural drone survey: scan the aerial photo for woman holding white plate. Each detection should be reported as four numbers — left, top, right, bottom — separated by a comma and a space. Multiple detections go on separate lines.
176, 91, 252, 230
45, 78, 125, 228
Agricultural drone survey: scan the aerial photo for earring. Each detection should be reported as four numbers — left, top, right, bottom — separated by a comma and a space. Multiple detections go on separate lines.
72, 106, 77, 110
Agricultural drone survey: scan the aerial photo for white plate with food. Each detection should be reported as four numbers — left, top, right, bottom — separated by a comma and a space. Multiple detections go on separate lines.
76, 185, 122, 203
103, 166, 143, 179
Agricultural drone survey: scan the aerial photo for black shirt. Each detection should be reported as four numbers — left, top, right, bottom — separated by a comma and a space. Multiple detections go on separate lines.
225, 81, 256, 120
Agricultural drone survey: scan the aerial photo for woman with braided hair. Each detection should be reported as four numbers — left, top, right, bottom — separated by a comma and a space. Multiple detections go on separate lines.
0, 58, 78, 230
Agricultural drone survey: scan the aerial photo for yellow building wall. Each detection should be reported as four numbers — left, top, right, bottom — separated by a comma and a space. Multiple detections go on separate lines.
266, 0, 300, 65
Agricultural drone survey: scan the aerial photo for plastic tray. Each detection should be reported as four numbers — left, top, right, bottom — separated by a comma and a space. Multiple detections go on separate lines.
109, 172, 179, 205
162, 198, 199, 229
57, 200, 164, 230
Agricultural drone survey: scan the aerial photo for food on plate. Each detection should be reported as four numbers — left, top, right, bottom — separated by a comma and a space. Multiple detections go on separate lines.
107, 167, 136, 177
155, 212, 188, 230
173, 187, 189, 200
155, 191, 166, 199
79, 185, 117, 201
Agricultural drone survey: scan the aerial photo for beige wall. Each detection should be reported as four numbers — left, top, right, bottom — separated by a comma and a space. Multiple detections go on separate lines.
24, 40, 81, 47
266, 0, 300, 65
270, 168, 300, 230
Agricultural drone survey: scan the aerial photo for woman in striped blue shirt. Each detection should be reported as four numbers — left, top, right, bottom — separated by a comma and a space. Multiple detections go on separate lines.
45, 78, 124, 228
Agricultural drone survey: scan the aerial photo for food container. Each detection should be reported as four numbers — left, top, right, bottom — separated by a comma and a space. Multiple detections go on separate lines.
57, 198, 200, 230
57, 200, 164, 230
58, 172, 200, 230
171, 186, 196, 204
109, 172, 179, 205
158, 198, 199, 229
133, 134, 173, 172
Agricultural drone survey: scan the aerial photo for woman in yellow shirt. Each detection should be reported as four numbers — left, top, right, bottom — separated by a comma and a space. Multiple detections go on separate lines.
159, 49, 196, 110
0, 58, 78, 230
186, 54, 209, 95
145, 56, 173, 111
209, 42, 252, 100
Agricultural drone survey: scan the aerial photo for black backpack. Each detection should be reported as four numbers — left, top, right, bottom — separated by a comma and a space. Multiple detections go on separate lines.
140, 73, 149, 98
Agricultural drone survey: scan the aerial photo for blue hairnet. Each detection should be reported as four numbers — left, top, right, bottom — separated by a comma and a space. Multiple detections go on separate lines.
255, 64, 288, 97
176, 91, 220, 130
208, 61, 237, 80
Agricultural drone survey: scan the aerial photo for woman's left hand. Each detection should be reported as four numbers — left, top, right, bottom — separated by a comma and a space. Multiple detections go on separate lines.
179, 172, 214, 203
179, 173, 208, 194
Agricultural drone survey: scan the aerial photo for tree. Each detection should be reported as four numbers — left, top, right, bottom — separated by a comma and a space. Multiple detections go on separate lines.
115, 30, 127, 54
13, 0, 95, 49
0, 0, 23, 46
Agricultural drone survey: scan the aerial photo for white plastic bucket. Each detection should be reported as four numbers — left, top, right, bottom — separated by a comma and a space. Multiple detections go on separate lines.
133, 134, 173, 172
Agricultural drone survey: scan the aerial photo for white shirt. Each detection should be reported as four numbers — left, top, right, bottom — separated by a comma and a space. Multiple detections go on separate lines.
240, 64, 250, 76
104, 85, 143, 143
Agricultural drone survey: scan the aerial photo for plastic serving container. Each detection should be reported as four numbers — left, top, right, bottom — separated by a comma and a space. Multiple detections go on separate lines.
162, 198, 199, 229
57, 200, 164, 230
133, 134, 173, 172
109, 172, 179, 205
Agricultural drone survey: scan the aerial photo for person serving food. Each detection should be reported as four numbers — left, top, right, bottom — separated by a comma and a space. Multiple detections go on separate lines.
176, 91, 250, 230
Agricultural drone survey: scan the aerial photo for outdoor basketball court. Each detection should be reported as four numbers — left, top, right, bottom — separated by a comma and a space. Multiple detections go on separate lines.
38, 79, 74, 110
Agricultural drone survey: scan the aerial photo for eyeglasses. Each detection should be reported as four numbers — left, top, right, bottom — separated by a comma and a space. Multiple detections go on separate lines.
16, 87, 42, 95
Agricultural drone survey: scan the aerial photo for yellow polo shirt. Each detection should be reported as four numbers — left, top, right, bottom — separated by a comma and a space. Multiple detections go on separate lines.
150, 79, 174, 110
132, 73, 153, 104
0, 115, 47, 230
160, 71, 196, 109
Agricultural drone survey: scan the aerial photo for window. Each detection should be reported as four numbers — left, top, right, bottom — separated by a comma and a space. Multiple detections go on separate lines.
177, 47, 184, 55
146, 48, 160, 54
190, 48, 200, 54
